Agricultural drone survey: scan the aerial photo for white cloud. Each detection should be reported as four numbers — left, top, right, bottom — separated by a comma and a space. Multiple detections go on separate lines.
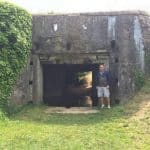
7, 0, 150, 14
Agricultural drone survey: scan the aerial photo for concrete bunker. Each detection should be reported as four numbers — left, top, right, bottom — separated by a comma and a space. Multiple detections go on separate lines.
11, 11, 150, 106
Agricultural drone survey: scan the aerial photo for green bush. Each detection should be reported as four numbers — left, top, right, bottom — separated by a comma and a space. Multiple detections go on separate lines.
133, 69, 145, 90
0, 1, 32, 110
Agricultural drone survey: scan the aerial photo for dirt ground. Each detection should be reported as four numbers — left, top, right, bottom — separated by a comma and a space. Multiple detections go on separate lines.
45, 107, 99, 114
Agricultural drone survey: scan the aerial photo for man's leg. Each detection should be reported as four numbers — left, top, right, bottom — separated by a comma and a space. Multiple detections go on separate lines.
101, 97, 105, 108
98, 97, 101, 107
104, 87, 111, 108
97, 87, 105, 108
105, 97, 111, 108
98, 97, 104, 108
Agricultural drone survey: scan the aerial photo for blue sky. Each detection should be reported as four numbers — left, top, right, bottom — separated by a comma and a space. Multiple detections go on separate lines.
7, 0, 150, 14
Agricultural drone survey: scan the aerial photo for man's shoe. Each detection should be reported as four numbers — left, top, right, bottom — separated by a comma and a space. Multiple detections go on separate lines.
108, 105, 111, 109
101, 104, 105, 108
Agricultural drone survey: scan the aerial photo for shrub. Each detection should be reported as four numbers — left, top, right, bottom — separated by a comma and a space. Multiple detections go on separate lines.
0, 1, 32, 110
133, 68, 145, 90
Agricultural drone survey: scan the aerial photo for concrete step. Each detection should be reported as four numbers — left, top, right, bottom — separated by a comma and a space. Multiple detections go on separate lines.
45, 107, 99, 114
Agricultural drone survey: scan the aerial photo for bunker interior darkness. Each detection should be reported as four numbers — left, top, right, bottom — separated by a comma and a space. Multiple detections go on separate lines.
43, 64, 98, 107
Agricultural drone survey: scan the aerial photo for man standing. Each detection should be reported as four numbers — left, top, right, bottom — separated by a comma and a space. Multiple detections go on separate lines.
96, 64, 111, 109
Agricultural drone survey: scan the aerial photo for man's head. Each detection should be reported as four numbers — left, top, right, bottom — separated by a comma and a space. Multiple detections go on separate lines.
99, 64, 105, 72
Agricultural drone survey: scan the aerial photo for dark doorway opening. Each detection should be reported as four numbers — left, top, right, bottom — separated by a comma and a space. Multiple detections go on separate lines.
43, 64, 98, 107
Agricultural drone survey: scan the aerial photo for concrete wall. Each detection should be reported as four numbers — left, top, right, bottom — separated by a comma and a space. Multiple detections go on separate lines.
11, 11, 150, 105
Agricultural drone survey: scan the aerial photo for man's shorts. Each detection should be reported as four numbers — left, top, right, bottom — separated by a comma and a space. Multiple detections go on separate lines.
96, 86, 110, 98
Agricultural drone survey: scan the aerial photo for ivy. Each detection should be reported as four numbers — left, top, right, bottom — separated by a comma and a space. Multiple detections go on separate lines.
0, 1, 32, 110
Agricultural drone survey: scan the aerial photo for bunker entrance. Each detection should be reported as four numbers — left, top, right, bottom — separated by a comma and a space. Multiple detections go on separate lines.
43, 64, 98, 107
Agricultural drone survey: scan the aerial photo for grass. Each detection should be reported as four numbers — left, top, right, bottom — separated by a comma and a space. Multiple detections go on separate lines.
0, 80, 150, 150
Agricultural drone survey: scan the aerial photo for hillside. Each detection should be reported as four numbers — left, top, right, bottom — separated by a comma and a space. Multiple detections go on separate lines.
0, 79, 150, 150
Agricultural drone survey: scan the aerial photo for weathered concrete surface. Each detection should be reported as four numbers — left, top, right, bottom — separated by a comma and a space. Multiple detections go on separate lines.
11, 11, 150, 105
10, 59, 31, 105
